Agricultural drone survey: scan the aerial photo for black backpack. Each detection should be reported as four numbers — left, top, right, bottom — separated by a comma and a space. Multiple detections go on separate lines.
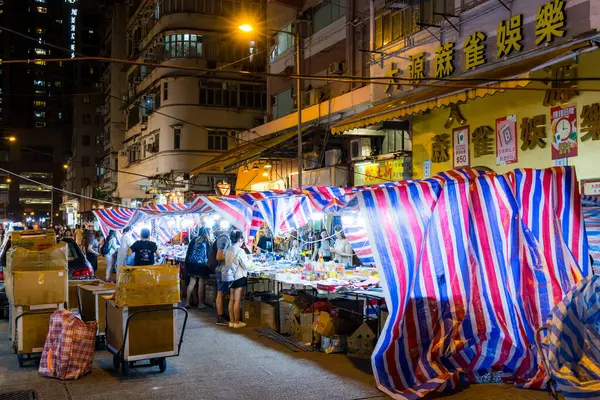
207, 240, 219, 271
100, 239, 110, 256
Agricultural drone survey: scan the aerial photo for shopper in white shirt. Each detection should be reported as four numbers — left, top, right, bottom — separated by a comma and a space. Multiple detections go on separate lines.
223, 230, 250, 328
116, 227, 135, 270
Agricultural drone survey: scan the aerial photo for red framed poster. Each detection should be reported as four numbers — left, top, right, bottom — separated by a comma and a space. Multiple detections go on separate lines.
496, 114, 518, 165
453, 126, 470, 168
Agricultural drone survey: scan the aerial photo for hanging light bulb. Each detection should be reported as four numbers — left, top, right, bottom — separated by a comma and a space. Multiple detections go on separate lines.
252, 164, 259, 171
264, 160, 272, 169
242, 165, 249, 173
262, 171, 269, 177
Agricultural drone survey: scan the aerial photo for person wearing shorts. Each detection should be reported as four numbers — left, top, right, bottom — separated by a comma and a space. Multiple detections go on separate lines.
224, 231, 250, 328
214, 231, 232, 326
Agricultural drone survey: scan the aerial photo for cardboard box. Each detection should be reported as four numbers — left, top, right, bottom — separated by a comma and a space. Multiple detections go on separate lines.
313, 311, 353, 337
10, 230, 57, 252
260, 302, 277, 330
68, 279, 100, 310
115, 265, 180, 307
347, 321, 378, 358
12, 304, 61, 354
321, 335, 347, 354
6, 242, 67, 272
243, 299, 261, 325
300, 312, 317, 345
7, 270, 68, 306
79, 283, 116, 336
106, 300, 177, 359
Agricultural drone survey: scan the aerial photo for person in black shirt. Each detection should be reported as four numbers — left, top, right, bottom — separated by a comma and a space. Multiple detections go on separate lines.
127, 228, 161, 266
256, 228, 274, 254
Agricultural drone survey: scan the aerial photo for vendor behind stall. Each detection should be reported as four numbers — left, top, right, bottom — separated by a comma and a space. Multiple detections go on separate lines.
332, 229, 353, 266
127, 228, 161, 266
256, 228, 274, 253
313, 230, 332, 262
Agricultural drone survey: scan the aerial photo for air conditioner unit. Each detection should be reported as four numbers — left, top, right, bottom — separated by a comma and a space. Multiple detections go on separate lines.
384, 0, 410, 9
325, 149, 342, 166
328, 62, 344, 75
350, 138, 372, 160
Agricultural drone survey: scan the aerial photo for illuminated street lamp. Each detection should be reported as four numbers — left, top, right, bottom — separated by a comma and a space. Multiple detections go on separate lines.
7, 136, 16, 142
63, 164, 69, 169
6, 178, 11, 183
238, 21, 304, 188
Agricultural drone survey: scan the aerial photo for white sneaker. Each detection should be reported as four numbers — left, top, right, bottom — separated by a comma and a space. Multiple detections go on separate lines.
197, 303, 207, 309
232, 322, 247, 329
229, 322, 235, 328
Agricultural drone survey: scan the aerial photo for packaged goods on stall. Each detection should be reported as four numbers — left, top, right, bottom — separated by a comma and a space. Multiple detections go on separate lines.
347, 321, 378, 359
321, 335, 347, 354
314, 309, 358, 337
115, 265, 180, 307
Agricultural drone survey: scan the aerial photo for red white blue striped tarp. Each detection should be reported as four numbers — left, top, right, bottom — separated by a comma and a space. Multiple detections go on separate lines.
542, 274, 600, 398
355, 166, 589, 399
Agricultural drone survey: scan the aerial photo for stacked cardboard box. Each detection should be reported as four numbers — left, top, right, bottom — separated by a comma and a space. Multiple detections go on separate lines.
115, 265, 180, 307
5, 241, 68, 355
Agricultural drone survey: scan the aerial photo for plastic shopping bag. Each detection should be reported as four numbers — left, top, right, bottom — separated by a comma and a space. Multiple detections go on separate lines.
39, 309, 97, 380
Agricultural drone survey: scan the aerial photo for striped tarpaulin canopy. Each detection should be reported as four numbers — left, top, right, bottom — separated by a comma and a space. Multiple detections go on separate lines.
354, 166, 589, 399
542, 274, 600, 398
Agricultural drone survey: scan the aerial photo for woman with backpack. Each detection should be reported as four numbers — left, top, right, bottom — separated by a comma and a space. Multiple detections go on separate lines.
184, 227, 212, 309
101, 230, 119, 281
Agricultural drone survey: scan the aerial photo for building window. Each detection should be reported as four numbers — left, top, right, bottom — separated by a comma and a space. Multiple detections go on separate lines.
35, 0, 46, 3
36, 28, 45, 34
240, 84, 266, 109
58, 112, 62, 120
164, 33, 202, 59
33, 80, 45, 87
81, 156, 91, 167
34, 60, 46, 66
374, 0, 453, 49
34, 111, 46, 119
35, 121, 46, 128
82, 114, 91, 124
163, 82, 168, 101
270, 24, 294, 60
36, 6, 47, 14
33, 100, 46, 107
199, 81, 240, 108
54, 81, 61, 87
82, 136, 91, 146
208, 130, 228, 150
312, 0, 345, 33
173, 127, 181, 150
34, 48, 47, 55
83, 94, 91, 103
271, 89, 293, 119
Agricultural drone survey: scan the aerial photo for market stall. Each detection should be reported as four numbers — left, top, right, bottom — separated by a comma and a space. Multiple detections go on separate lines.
92, 166, 593, 398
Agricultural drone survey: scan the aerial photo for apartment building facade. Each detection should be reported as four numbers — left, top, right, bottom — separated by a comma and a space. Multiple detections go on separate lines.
116, 0, 267, 205
331, 0, 600, 188
210, 0, 374, 192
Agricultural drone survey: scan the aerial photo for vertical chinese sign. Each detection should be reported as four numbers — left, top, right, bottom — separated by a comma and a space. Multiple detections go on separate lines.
550, 104, 578, 159
453, 126, 470, 168
496, 114, 518, 165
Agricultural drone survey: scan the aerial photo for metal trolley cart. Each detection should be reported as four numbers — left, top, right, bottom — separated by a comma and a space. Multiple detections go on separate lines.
12, 304, 62, 367
105, 300, 188, 376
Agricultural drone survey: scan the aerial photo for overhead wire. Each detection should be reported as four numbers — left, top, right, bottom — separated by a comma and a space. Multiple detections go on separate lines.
2, 24, 404, 188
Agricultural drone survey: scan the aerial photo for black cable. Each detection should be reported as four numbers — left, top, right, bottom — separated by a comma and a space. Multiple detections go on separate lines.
0, 24, 415, 186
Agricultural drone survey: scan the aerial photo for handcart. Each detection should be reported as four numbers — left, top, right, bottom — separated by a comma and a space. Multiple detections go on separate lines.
12, 304, 62, 367
105, 300, 188, 376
